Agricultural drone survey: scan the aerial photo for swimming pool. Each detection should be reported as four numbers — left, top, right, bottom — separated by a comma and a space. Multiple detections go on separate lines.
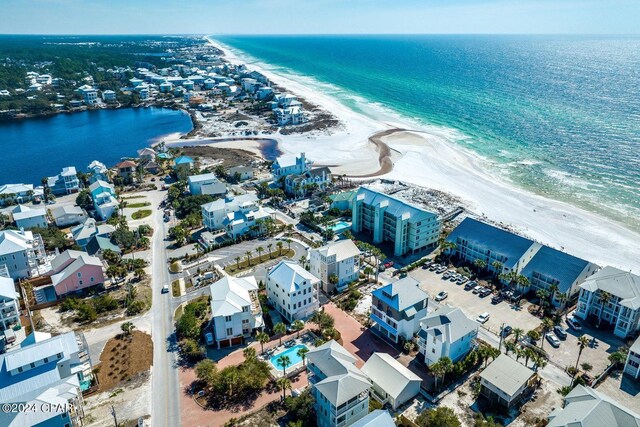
329, 221, 352, 234
269, 344, 309, 370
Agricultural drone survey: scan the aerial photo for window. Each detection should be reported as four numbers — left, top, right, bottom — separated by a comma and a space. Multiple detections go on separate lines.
225, 315, 232, 322
57, 353, 63, 358
30, 363, 35, 368
18, 367, 22, 372
77, 272, 82, 278
79, 280, 83, 285
44, 357, 49, 363
90, 277, 95, 282
226, 328, 233, 335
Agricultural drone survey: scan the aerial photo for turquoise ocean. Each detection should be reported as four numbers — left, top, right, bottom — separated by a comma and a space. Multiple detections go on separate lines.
215, 35, 640, 232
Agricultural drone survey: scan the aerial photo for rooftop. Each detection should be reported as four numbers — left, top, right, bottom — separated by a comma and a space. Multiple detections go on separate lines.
268, 259, 318, 293
356, 187, 438, 223
480, 354, 534, 398
313, 239, 361, 262
209, 276, 259, 317
579, 266, 640, 309
351, 410, 395, 427
520, 245, 596, 294
418, 306, 478, 342
372, 277, 428, 312
361, 353, 420, 400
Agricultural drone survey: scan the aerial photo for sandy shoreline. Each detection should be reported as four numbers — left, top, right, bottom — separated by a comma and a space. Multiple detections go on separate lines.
197, 37, 640, 272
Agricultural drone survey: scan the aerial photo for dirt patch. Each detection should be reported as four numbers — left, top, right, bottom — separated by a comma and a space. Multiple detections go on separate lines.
180, 146, 259, 167
96, 330, 153, 391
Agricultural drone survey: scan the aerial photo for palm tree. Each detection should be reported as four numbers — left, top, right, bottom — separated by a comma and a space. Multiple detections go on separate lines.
285, 238, 292, 250
256, 246, 264, 261
274, 322, 287, 345
512, 328, 524, 343
490, 261, 503, 276
267, 243, 273, 257
277, 377, 292, 400
523, 348, 535, 366
430, 357, 453, 391
277, 355, 291, 376
532, 354, 547, 372
474, 258, 488, 272
480, 346, 500, 368
548, 283, 560, 306
256, 332, 270, 354
556, 292, 569, 308
504, 341, 517, 356
292, 320, 304, 338
438, 240, 457, 262
540, 318, 554, 350
574, 335, 590, 373
297, 347, 310, 366
276, 241, 284, 255
235, 256, 241, 269
243, 347, 256, 361
597, 291, 613, 327
121, 321, 135, 336
536, 289, 550, 315
245, 250, 252, 266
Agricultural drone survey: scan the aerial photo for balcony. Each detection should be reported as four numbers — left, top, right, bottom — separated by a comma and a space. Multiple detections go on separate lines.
335, 392, 368, 416
370, 311, 398, 335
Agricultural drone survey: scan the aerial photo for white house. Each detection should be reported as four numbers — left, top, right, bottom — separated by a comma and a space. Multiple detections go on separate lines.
285, 167, 332, 197
89, 180, 119, 221
51, 205, 87, 228
207, 276, 264, 349
0, 276, 19, 331
575, 266, 640, 338
188, 173, 227, 196
370, 277, 429, 344
0, 229, 46, 280
87, 160, 109, 183
137, 147, 156, 162
479, 354, 536, 408
274, 106, 306, 126
309, 239, 361, 294
361, 352, 421, 410
306, 340, 371, 427
102, 90, 116, 102
271, 152, 311, 180
0, 184, 42, 206
417, 306, 478, 366
201, 194, 274, 239
11, 205, 48, 229
624, 336, 640, 379
266, 259, 320, 321
227, 166, 254, 181
77, 84, 98, 105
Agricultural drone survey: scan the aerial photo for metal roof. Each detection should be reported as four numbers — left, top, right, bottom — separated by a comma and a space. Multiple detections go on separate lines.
579, 267, 640, 309
361, 353, 420, 400
372, 277, 428, 312
208, 276, 258, 317
0, 276, 18, 301
520, 245, 596, 294
419, 306, 478, 343
351, 410, 395, 427
480, 354, 534, 397
356, 187, 438, 223
268, 259, 318, 293
312, 239, 361, 263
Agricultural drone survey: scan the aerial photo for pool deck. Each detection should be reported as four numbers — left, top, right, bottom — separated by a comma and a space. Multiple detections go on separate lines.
263, 332, 318, 378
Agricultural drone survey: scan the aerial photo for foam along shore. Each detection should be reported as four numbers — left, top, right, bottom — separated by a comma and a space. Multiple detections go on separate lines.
206, 37, 640, 272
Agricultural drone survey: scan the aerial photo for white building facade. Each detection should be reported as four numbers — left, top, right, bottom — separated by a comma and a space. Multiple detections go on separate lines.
309, 239, 360, 294
417, 306, 478, 366
266, 260, 320, 321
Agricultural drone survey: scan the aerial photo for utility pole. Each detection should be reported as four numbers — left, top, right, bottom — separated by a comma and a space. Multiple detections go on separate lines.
110, 404, 118, 427
498, 322, 505, 353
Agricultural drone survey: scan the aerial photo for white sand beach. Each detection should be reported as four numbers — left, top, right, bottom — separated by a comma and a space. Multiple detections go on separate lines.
203, 37, 640, 272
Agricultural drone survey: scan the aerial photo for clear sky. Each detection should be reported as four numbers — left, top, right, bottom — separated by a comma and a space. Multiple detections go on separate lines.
1, 0, 639, 35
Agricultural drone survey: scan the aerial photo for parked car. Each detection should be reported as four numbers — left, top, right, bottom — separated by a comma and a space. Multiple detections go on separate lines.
449, 274, 459, 282
581, 373, 594, 386
162, 284, 169, 294
464, 281, 477, 291
457, 277, 469, 285
442, 271, 452, 280
384, 261, 394, 268
472, 285, 483, 294
437, 266, 447, 274
546, 333, 561, 348
204, 332, 214, 346
501, 325, 513, 337
491, 295, 504, 304
566, 316, 582, 331
554, 325, 568, 339
479, 288, 492, 297
476, 312, 490, 324
429, 263, 440, 271
435, 291, 448, 302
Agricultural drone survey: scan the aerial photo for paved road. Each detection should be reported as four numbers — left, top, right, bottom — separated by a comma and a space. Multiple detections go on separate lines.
149, 190, 181, 427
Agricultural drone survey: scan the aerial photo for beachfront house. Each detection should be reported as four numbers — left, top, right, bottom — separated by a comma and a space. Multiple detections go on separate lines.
87, 160, 110, 183
309, 239, 361, 294
89, 180, 119, 220
479, 354, 536, 408
159, 81, 173, 93
137, 147, 156, 162
0, 183, 42, 206
361, 352, 421, 410
71, 218, 116, 249
417, 306, 478, 367
547, 385, 640, 426
574, 266, 640, 338
102, 89, 116, 102
207, 276, 264, 349
38, 250, 105, 299
0, 276, 19, 331
47, 166, 80, 195
624, 336, 640, 379
370, 277, 429, 344
271, 152, 311, 181
0, 229, 46, 280
0, 331, 92, 427
115, 160, 137, 183
306, 340, 371, 427
274, 106, 306, 126
352, 187, 441, 257
188, 173, 227, 196
51, 205, 87, 228
284, 167, 332, 197
77, 84, 98, 105
11, 205, 48, 229
266, 259, 320, 321
256, 86, 274, 100
174, 155, 194, 175
201, 193, 274, 239
227, 165, 254, 181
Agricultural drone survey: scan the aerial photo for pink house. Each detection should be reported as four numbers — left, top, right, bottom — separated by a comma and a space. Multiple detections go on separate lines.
48, 250, 105, 297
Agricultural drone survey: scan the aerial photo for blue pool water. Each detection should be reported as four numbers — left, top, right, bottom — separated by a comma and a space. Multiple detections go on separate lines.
330, 221, 352, 234
269, 344, 308, 369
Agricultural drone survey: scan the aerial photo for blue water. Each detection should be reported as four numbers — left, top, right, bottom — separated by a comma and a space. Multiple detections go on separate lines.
330, 221, 352, 233
269, 344, 308, 369
215, 35, 640, 231
0, 107, 192, 185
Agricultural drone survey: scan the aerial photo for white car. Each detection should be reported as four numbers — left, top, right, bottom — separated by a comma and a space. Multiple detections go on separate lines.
545, 333, 561, 348
566, 316, 582, 331
476, 312, 490, 324
435, 291, 448, 302
162, 284, 169, 294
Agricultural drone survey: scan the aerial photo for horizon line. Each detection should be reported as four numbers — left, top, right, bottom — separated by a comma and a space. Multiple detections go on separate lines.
1, 32, 639, 37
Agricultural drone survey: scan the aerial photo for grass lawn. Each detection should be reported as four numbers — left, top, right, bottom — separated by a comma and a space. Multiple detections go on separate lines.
96, 331, 153, 391
131, 209, 152, 219
225, 249, 295, 274
121, 195, 146, 199
172, 280, 181, 297
127, 202, 151, 208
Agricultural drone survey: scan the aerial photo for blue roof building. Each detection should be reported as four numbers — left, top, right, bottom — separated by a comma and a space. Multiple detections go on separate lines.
174, 155, 194, 168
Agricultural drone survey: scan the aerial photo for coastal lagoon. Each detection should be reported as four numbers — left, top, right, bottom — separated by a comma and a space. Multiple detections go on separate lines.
216, 35, 640, 232
0, 107, 192, 185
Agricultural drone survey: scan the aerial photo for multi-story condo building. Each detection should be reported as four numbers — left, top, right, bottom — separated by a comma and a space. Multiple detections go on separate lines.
306, 340, 371, 427
271, 152, 311, 181
0, 229, 46, 280
370, 277, 429, 344
89, 180, 119, 221
624, 336, 640, 379
266, 259, 320, 321
0, 276, 19, 331
309, 239, 361, 294
207, 276, 264, 349
575, 266, 640, 338
201, 193, 274, 239
351, 187, 441, 257
47, 166, 80, 195
548, 385, 640, 426
0, 331, 93, 427
417, 306, 478, 366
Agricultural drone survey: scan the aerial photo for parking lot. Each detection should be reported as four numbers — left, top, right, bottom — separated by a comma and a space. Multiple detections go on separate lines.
409, 267, 542, 336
